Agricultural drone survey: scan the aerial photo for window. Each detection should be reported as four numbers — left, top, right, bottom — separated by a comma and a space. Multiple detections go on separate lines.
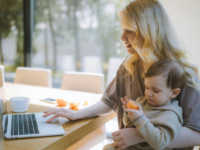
1, 0, 129, 87
0, 0, 23, 82
33, 0, 129, 87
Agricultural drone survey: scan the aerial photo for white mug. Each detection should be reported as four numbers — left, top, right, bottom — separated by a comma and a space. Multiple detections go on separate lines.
10, 97, 30, 112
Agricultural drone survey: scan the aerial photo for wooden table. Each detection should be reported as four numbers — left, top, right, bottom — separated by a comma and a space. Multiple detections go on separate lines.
0, 82, 116, 150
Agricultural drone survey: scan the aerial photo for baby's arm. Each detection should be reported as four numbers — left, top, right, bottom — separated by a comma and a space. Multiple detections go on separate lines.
133, 111, 182, 150
121, 97, 128, 109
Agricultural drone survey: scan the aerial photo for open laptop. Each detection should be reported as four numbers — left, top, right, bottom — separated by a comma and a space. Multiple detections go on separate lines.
0, 71, 65, 139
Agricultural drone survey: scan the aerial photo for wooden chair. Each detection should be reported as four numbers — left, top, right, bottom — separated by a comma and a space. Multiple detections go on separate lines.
14, 67, 52, 87
61, 71, 107, 150
61, 72, 104, 94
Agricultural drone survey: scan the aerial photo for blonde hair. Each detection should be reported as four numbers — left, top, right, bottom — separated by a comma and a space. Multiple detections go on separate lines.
119, 0, 199, 90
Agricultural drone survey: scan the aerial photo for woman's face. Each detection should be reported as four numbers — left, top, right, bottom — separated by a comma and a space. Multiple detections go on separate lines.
121, 29, 137, 54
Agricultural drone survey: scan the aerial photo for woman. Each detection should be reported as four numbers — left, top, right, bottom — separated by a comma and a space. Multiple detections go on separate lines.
43, 0, 200, 150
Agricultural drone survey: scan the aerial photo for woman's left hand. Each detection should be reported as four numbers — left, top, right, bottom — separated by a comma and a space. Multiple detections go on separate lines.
112, 128, 144, 150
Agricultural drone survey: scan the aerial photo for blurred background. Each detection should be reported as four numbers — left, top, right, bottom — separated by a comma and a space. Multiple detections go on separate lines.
0, 0, 200, 149
0, 0, 129, 88
0, 0, 200, 88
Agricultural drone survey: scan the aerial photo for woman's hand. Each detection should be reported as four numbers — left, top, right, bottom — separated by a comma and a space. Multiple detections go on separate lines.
112, 128, 144, 150
43, 101, 112, 123
43, 108, 77, 123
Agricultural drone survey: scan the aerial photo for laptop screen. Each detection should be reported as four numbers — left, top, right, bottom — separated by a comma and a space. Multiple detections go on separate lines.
0, 71, 8, 138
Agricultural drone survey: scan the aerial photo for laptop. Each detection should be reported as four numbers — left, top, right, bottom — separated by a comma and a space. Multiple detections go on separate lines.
0, 71, 65, 139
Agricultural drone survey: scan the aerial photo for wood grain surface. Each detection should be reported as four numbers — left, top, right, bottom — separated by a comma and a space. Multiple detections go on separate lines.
0, 83, 116, 150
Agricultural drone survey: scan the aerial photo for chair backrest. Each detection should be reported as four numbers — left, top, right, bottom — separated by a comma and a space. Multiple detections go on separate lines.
14, 67, 52, 87
106, 57, 123, 86
82, 56, 103, 74
61, 72, 104, 94
0, 65, 5, 82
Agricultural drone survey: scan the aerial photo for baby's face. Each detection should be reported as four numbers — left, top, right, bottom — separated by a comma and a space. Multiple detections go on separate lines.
144, 75, 173, 106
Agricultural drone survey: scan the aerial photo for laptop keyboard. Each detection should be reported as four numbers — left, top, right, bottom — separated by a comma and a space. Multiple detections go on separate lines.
4, 115, 8, 134
11, 114, 39, 136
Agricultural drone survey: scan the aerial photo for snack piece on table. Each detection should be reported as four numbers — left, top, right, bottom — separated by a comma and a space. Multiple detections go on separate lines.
56, 99, 68, 107
127, 100, 139, 110
83, 100, 88, 106
69, 102, 79, 110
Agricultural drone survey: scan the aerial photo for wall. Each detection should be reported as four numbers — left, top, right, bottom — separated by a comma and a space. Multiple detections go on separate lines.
160, 0, 200, 72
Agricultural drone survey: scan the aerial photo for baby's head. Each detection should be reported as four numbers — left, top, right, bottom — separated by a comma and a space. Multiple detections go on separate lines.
143, 59, 186, 106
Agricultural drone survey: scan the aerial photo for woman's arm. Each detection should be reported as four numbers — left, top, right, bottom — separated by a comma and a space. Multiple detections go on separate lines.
112, 127, 200, 150
174, 82, 200, 148
43, 101, 112, 122
76, 100, 113, 119
168, 127, 200, 148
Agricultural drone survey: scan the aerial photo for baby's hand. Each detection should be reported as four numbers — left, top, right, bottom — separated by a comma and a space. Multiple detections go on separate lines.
124, 102, 144, 122
121, 96, 128, 110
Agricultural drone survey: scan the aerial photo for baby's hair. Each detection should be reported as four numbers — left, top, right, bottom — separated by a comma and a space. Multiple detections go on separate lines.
143, 59, 186, 90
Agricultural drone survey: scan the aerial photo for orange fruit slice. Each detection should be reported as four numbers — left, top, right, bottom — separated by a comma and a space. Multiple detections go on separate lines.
69, 102, 79, 110
83, 100, 88, 106
57, 99, 68, 107
127, 100, 139, 110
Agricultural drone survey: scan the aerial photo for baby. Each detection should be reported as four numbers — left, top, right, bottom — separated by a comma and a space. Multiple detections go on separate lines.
103, 59, 186, 150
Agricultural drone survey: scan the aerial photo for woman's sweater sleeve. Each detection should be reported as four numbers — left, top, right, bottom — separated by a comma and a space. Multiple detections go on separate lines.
100, 62, 124, 112
179, 85, 200, 131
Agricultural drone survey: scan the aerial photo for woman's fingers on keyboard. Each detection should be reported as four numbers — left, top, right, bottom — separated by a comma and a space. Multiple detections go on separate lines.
43, 108, 58, 117
46, 112, 61, 123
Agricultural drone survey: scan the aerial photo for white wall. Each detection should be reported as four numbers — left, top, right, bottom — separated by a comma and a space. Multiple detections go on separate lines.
160, 0, 200, 72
